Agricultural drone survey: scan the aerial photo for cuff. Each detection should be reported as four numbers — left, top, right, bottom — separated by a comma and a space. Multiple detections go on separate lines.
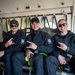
34, 50, 38, 54
66, 47, 70, 52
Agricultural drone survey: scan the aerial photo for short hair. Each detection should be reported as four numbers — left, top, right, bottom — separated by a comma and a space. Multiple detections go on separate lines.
58, 19, 67, 24
30, 17, 40, 24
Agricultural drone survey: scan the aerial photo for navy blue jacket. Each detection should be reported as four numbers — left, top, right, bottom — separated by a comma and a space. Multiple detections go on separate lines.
0, 30, 27, 54
52, 31, 75, 58
26, 28, 53, 55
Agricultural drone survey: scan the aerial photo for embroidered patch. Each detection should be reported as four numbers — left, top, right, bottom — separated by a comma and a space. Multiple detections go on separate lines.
47, 39, 52, 44
20, 39, 25, 44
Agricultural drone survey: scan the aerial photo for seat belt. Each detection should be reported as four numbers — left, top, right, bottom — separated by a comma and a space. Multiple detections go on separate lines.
20, 16, 23, 29
52, 15, 57, 27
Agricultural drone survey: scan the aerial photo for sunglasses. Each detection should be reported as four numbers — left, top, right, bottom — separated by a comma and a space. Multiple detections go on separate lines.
58, 23, 67, 27
10, 25, 18, 28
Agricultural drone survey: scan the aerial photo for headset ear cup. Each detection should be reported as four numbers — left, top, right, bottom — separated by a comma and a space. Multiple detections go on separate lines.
63, 65, 72, 73
25, 57, 31, 66
25, 56, 34, 66
29, 54, 34, 67
25, 57, 30, 62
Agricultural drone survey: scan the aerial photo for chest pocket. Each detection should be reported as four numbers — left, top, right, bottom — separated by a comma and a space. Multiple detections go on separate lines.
38, 39, 44, 46
33, 35, 44, 46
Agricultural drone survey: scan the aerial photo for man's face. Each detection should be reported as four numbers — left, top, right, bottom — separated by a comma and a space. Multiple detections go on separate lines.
31, 22, 40, 31
10, 24, 19, 32
58, 20, 68, 32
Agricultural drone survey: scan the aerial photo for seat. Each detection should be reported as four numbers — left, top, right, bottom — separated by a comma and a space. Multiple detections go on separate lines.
0, 62, 33, 75
0, 62, 5, 75
22, 66, 33, 75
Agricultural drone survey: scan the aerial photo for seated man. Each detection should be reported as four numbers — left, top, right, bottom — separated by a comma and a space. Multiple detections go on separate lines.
52, 19, 75, 73
11, 17, 58, 75
0, 20, 26, 75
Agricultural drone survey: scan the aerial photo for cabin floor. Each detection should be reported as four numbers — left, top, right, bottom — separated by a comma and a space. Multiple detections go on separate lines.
23, 70, 75, 75
0, 67, 74, 75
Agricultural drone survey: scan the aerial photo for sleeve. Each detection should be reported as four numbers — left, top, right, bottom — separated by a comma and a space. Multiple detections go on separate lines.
51, 36, 60, 58
4, 42, 26, 54
4, 33, 27, 54
0, 42, 7, 50
0, 32, 9, 50
23, 34, 31, 53
36, 33, 54, 54
66, 35, 75, 56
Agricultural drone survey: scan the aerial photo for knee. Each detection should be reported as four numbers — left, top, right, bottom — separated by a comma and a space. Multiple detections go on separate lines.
34, 54, 43, 64
46, 56, 59, 65
12, 52, 22, 61
5, 53, 11, 59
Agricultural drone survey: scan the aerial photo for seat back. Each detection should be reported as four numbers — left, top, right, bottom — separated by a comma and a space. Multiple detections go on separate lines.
42, 15, 58, 37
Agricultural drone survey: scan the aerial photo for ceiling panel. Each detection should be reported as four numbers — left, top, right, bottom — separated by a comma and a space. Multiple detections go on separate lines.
0, 0, 73, 14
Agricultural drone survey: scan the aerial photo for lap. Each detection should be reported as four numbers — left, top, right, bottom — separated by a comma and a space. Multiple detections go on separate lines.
46, 56, 60, 66
34, 54, 44, 61
12, 52, 27, 65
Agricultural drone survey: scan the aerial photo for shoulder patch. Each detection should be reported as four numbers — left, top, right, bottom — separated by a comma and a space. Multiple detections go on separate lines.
20, 39, 25, 44
47, 39, 52, 44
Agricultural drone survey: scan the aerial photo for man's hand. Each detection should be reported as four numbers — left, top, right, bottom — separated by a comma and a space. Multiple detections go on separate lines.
26, 41, 37, 50
0, 51, 4, 57
57, 42, 67, 51
5, 38, 15, 47
58, 55, 67, 65
25, 50, 34, 58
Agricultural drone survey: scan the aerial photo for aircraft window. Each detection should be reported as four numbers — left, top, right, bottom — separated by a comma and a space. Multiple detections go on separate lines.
45, 22, 57, 29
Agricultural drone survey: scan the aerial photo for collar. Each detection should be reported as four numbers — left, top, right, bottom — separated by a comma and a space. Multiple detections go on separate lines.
30, 28, 41, 37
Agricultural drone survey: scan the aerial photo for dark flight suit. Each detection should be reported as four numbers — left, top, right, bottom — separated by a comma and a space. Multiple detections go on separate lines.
52, 31, 75, 73
12, 28, 59, 75
0, 30, 26, 75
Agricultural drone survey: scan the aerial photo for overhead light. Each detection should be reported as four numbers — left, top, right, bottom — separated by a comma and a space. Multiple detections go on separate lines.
25, 6, 30, 9
0, 10, 1, 12
61, 2, 65, 5
16, 7, 19, 10
38, 5, 41, 8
